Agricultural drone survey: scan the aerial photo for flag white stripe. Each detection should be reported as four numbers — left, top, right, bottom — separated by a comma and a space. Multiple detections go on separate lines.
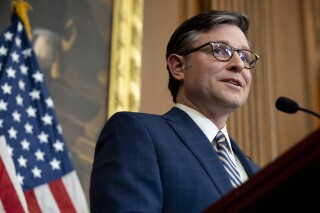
34, 184, 60, 213
0, 136, 29, 213
62, 171, 89, 213
0, 200, 5, 213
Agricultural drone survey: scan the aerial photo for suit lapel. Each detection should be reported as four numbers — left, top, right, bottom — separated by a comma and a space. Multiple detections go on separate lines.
162, 107, 234, 195
230, 139, 260, 176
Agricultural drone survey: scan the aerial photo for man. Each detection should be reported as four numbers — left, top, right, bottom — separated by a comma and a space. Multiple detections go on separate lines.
90, 10, 261, 212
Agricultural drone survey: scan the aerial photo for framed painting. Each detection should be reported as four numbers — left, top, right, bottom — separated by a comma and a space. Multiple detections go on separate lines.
0, 0, 144, 201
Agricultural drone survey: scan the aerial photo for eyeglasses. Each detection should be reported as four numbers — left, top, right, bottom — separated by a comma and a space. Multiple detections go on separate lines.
180, 42, 260, 69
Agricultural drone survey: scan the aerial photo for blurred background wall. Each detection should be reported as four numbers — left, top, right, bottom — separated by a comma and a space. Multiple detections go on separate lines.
141, 0, 320, 168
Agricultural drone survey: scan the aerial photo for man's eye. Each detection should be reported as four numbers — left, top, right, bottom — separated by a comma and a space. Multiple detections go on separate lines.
239, 52, 249, 62
213, 48, 225, 55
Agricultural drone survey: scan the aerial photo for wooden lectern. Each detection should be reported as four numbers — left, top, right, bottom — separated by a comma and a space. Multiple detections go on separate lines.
203, 128, 320, 212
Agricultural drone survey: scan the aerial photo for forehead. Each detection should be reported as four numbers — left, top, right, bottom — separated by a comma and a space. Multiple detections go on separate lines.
198, 24, 249, 49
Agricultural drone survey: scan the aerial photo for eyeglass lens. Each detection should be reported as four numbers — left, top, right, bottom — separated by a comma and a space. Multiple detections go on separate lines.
212, 43, 256, 68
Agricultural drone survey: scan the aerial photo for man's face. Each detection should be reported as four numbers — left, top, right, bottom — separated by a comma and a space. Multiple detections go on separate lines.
178, 24, 252, 115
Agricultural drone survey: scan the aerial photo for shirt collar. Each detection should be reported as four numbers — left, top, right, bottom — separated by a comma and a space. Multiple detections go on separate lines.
175, 103, 232, 149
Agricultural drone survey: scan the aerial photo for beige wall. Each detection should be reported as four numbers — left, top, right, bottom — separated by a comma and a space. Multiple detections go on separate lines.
140, 0, 320, 167
140, 0, 179, 114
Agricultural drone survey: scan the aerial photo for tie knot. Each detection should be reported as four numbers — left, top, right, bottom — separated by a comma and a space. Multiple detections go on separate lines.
215, 131, 226, 143
215, 131, 230, 151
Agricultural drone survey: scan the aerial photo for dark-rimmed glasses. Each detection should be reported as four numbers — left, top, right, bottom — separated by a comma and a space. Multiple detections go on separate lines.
180, 42, 260, 69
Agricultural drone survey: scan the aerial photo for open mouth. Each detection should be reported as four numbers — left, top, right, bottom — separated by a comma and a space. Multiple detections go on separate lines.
228, 80, 240, 86
222, 78, 242, 87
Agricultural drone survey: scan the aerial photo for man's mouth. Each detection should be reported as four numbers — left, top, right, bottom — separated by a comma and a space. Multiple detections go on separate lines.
222, 78, 242, 87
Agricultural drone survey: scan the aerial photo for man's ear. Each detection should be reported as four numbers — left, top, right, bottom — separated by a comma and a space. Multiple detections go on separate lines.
167, 54, 186, 80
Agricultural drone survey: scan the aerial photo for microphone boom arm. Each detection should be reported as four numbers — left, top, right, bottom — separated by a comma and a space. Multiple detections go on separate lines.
298, 107, 320, 119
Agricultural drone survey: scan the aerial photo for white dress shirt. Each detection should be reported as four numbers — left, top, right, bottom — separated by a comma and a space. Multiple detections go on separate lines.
175, 103, 249, 183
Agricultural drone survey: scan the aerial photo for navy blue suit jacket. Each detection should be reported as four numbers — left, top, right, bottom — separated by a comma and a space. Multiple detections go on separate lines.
90, 107, 260, 212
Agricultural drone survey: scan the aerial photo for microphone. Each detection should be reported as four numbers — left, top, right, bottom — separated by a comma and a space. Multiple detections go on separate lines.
275, 96, 320, 119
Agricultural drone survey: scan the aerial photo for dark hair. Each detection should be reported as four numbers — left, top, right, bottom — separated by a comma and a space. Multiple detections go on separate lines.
166, 10, 250, 103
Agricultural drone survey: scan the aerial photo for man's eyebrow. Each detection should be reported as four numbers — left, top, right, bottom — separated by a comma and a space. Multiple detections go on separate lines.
212, 40, 250, 50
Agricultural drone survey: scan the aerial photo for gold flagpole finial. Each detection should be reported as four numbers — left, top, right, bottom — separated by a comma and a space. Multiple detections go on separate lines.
11, 0, 33, 40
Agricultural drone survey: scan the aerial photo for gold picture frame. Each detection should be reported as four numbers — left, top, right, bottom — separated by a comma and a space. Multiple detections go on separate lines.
108, 0, 144, 117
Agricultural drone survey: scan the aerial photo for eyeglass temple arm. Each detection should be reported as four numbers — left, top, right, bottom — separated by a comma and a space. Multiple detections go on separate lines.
179, 42, 212, 55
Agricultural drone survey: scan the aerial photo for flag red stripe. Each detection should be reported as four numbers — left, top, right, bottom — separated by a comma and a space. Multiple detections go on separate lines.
24, 189, 42, 213
49, 178, 77, 213
0, 157, 25, 213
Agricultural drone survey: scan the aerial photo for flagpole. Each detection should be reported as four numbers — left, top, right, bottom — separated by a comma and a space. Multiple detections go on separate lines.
11, 0, 33, 40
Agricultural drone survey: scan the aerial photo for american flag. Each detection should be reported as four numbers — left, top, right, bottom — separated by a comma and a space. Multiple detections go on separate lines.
0, 15, 89, 212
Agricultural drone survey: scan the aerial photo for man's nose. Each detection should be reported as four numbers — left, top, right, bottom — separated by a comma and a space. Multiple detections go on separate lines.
226, 51, 245, 72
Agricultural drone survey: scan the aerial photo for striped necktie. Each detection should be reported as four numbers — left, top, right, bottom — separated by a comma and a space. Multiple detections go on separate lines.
214, 131, 242, 188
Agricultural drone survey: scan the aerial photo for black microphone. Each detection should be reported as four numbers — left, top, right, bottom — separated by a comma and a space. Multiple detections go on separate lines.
275, 96, 320, 119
